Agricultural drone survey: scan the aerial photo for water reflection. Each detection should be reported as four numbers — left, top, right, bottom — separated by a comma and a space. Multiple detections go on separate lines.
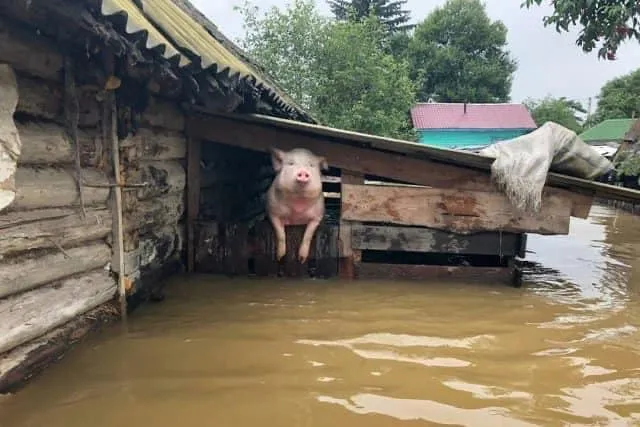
1, 203, 640, 426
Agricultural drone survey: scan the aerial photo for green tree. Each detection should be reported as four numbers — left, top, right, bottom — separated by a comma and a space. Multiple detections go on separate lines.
314, 15, 417, 139
328, 0, 413, 33
233, 0, 329, 109
522, 0, 640, 60
235, 0, 417, 140
408, 0, 517, 102
594, 68, 640, 122
524, 96, 586, 133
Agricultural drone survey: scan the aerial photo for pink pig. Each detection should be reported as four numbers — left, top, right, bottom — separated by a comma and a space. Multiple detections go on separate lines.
266, 147, 329, 263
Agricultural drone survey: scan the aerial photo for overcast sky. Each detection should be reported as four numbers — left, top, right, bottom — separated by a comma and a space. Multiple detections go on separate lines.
191, 0, 640, 111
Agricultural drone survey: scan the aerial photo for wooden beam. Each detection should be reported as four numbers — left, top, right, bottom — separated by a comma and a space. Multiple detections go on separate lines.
188, 115, 492, 190
341, 184, 572, 235
351, 224, 522, 255
339, 171, 363, 279
186, 137, 201, 272
356, 263, 516, 284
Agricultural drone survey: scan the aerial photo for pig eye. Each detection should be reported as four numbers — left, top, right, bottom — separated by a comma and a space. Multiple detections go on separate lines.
287, 160, 295, 165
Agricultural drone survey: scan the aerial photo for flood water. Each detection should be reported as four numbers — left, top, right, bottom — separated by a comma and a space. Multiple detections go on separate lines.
2, 203, 640, 426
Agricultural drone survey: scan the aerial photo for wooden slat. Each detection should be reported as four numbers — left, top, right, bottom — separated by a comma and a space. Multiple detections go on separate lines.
186, 137, 201, 273
339, 171, 364, 279
341, 184, 572, 235
356, 263, 516, 284
350, 224, 522, 255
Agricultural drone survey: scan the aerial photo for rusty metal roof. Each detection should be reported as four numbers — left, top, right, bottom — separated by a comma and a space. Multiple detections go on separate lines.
99, 0, 313, 121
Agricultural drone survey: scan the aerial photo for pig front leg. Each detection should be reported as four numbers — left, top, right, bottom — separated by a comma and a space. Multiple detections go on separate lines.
298, 218, 321, 264
269, 214, 287, 261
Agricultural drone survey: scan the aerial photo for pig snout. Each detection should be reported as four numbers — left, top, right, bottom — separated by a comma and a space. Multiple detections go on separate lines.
295, 169, 311, 184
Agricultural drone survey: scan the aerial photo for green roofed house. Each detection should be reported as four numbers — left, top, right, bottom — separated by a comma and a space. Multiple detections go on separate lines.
579, 119, 636, 159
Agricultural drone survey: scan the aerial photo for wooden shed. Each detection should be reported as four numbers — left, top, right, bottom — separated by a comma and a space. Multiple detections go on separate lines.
1, 0, 639, 394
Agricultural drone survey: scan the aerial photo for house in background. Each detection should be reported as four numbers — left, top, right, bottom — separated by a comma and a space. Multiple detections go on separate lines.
579, 118, 636, 159
410, 102, 537, 150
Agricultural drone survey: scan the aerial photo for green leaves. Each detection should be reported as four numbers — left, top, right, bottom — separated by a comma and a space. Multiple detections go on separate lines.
407, 0, 516, 103
522, 0, 640, 60
594, 68, 640, 121
524, 96, 587, 133
235, 0, 417, 140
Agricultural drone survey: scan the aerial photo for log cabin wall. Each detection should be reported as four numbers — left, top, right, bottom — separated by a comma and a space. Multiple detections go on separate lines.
0, 17, 119, 391
118, 93, 187, 308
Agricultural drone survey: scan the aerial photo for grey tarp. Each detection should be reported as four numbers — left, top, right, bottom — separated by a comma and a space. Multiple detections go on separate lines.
0, 64, 20, 212
479, 121, 613, 214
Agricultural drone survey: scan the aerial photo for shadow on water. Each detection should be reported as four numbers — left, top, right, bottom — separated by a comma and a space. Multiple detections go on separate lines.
1, 203, 640, 426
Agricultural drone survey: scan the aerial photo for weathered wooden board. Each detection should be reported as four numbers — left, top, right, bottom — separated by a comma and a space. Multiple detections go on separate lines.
0, 208, 112, 256
356, 263, 516, 284
0, 269, 117, 355
351, 224, 523, 255
341, 184, 572, 235
339, 171, 364, 279
125, 160, 186, 200
0, 302, 119, 394
15, 74, 99, 127
189, 115, 492, 190
124, 191, 185, 233
11, 167, 110, 210
120, 127, 187, 161
0, 17, 63, 81
141, 97, 185, 132
139, 224, 184, 272
17, 121, 99, 166
186, 137, 201, 272
0, 242, 111, 299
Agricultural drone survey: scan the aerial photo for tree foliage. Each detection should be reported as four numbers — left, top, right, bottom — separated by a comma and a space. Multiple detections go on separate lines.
522, 0, 640, 60
235, 0, 417, 140
328, 0, 413, 33
524, 96, 586, 133
594, 68, 640, 122
407, 0, 517, 103
314, 16, 417, 139
234, 0, 329, 110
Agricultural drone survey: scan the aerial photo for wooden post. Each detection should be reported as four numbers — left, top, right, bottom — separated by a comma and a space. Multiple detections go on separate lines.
339, 170, 364, 279
186, 136, 201, 272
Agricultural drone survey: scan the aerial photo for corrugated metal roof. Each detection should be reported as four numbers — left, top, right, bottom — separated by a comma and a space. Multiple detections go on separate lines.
579, 119, 635, 143
98, 0, 311, 120
411, 102, 537, 130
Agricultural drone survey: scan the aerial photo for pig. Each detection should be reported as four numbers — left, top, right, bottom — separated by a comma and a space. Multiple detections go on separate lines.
266, 147, 329, 264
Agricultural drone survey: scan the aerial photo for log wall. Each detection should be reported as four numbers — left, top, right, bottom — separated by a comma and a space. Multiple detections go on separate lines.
116, 102, 188, 305
0, 20, 119, 393
0, 17, 187, 392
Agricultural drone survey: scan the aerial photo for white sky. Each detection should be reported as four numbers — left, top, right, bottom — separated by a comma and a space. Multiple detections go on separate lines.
191, 0, 640, 111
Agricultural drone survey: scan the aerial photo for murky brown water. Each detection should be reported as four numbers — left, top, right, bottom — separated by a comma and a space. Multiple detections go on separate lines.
2, 203, 640, 426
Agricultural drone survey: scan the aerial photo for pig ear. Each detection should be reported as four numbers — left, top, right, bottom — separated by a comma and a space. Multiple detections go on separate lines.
318, 156, 329, 171
270, 148, 284, 172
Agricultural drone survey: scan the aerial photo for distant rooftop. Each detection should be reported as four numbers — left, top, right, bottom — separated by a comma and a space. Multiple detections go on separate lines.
579, 119, 636, 143
410, 102, 537, 130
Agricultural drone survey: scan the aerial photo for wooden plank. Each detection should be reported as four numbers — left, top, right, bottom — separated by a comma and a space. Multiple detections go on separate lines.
0, 269, 117, 355
351, 224, 522, 255
11, 166, 110, 211
186, 137, 201, 272
0, 208, 112, 257
125, 160, 186, 201
356, 263, 516, 284
339, 171, 364, 279
0, 302, 119, 394
119, 127, 187, 161
188, 115, 492, 190
341, 184, 572, 235
0, 242, 111, 299
17, 120, 99, 167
